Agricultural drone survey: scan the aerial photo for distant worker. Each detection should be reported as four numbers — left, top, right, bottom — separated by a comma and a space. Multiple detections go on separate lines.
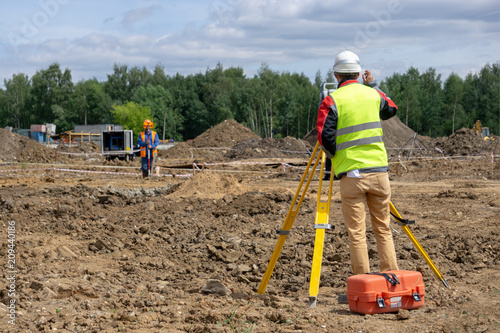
138, 119, 159, 178
317, 51, 399, 277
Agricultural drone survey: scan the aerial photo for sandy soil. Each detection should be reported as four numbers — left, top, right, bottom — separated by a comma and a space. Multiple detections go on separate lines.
0, 120, 499, 333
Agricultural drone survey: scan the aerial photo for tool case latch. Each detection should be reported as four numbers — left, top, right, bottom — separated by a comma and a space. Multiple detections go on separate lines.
377, 296, 386, 308
412, 292, 422, 302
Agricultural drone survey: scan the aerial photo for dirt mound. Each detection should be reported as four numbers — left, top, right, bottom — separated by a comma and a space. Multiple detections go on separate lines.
56, 141, 101, 154
303, 128, 318, 147
381, 116, 417, 148
158, 142, 228, 162
302, 117, 500, 158
191, 119, 261, 148
431, 128, 497, 156
170, 172, 248, 199
159, 142, 194, 160
0, 128, 68, 163
226, 136, 311, 159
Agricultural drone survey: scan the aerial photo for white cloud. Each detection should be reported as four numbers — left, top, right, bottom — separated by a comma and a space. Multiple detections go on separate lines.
121, 4, 161, 28
0, 0, 498, 86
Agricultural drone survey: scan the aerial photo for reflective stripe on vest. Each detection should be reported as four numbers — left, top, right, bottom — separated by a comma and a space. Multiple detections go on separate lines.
336, 135, 383, 152
336, 121, 381, 137
140, 131, 157, 158
331, 83, 388, 176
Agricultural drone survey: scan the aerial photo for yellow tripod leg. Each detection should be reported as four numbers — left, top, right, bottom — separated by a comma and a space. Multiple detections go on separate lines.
390, 202, 450, 288
309, 152, 334, 308
258, 142, 322, 295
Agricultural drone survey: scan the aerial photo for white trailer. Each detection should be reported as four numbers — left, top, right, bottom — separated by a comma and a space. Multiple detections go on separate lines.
101, 130, 137, 161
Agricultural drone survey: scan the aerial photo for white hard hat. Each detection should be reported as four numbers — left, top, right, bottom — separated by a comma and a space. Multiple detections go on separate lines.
333, 51, 361, 73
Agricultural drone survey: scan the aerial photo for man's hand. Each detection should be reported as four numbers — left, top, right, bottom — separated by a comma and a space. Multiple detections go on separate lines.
147, 144, 152, 149
362, 70, 374, 84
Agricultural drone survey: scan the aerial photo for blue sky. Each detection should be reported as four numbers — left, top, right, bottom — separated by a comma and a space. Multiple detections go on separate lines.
1, 0, 499, 87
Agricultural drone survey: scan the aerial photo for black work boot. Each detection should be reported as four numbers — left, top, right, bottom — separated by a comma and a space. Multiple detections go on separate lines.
142, 170, 149, 178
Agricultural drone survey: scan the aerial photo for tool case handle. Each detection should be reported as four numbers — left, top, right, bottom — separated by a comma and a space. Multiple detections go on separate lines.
381, 288, 415, 298
369, 272, 400, 286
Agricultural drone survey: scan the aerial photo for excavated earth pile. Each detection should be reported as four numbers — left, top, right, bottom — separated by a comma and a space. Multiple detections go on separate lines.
0, 119, 498, 333
55, 142, 101, 155
191, 119, 261, 148
226, 136, 312, 160
305, 117, 499, 159
0, 129, 69, 164
431, 128, 499, 156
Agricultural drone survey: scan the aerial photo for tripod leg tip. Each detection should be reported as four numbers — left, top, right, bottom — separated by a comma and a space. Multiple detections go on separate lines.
308, 296, 317, 308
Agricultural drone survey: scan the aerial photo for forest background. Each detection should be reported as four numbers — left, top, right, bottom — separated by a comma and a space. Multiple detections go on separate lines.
1, 61, 498, 141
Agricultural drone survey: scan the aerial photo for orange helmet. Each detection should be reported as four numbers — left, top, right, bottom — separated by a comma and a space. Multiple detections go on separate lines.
143, 119, 153, 129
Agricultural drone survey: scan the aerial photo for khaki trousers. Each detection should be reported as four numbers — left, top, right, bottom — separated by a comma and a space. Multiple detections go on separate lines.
339, 172, 398, 275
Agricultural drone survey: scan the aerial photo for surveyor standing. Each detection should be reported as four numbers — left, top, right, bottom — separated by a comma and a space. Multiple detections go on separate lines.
317, 51, 399, 275
138, 119, 159, 178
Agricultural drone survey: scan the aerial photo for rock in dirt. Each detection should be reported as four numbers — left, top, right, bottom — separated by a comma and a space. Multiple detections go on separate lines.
396, 309, 411, 320
201, 279, 230, 296
40, 287, 57, 299
57, 245, 78, 259
171, 173, 248, 199
97, 195, 110, 204
488, 199, 500, 207
30, 281, 46, 291
94, 238, 113, 251
117, 310, 137, 322
138, 225, 149, 234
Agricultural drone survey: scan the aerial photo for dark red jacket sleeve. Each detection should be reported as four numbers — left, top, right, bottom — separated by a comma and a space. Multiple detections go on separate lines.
376, 89, 398, 120
316, 95, 338, 157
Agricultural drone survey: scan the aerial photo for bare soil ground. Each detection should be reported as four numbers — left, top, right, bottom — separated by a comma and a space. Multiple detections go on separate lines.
0, 119, 499, 333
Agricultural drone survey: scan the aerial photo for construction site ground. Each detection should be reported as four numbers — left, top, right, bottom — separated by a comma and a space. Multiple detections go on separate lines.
0, 119, 499, 333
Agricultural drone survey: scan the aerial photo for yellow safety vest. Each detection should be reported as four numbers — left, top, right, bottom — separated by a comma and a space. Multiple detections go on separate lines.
331, 83, 388, 177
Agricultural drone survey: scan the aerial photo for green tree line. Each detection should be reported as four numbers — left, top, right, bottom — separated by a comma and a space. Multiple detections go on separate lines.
0, 61, 498, 140
380, 64, 500, 137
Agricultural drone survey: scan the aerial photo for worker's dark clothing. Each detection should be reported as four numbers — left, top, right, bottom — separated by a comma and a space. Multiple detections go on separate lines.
324, 158, 332, 180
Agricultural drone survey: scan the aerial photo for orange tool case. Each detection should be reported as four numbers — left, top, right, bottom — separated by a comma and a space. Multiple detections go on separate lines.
346, 270, 425, 314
